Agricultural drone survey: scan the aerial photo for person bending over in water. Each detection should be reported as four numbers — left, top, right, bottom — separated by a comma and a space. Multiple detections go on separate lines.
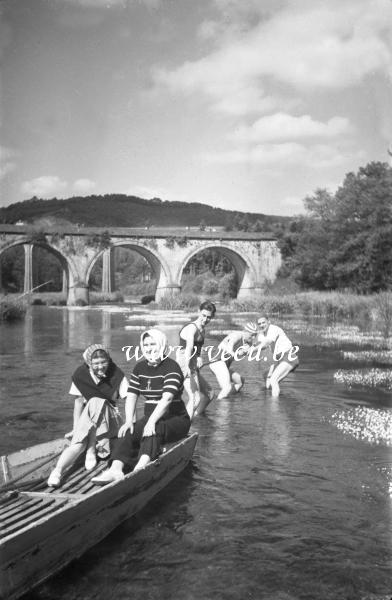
255, 315, 299, 397
208, 322, 258, 399
92, 329, 191, 485
48, 344, 129, 488
176, 300, 216, 418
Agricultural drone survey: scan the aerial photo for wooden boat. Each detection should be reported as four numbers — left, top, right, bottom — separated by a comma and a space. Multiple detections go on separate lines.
0, 432, 198, 600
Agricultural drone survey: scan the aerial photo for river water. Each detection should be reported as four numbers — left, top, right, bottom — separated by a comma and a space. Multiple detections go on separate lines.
0, 306, 391, 600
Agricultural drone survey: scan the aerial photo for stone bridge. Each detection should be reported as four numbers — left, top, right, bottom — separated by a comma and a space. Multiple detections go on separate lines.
0, 225, 281, 305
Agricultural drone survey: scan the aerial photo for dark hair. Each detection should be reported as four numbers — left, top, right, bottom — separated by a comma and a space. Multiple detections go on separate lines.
91, 349, 110, 361
199, 300, 216, 317
258, 314, 269, 322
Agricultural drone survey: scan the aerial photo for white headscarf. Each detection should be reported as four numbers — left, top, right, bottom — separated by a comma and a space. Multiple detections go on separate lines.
140, 329, 169, 364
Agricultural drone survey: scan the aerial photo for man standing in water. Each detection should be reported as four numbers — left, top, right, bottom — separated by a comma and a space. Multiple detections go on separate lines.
255, 315, 299, 397
208, 322, 258, 399
176, 300, 216, 418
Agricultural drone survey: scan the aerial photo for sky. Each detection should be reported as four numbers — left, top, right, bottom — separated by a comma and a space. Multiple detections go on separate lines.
1, 0, 392, 216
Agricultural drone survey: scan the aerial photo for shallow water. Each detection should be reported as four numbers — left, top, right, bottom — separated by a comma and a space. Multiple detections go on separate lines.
0, 306, 391, 600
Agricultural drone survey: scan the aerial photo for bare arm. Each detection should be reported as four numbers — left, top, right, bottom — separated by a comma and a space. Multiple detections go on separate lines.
182, 325, 198, 374
118, 392, 138, 437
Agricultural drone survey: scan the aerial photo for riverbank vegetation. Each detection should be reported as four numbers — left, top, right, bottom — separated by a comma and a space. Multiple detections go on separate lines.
277, 161, 392, 294
0, 296, 27, 322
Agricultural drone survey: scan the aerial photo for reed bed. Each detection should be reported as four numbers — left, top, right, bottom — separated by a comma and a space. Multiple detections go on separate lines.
342, 350, 392, 364
230, 291, 385, 321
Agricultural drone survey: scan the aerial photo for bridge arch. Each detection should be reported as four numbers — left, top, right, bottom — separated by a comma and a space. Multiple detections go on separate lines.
0, 239, 71, 294
86, 241, 173, 298
177, 243, 258, 297
0, 226, 281, 304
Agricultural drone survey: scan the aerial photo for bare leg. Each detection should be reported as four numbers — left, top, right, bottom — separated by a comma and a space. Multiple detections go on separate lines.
265, 364, 275, 389
269, 362, 293, 397
209, 361, 232, 399
184, 372, 199, 420
65, 396, 85, 439
85, 430, 97, 470
195, 372, 216, 415
48, 442, 86, 486
231, 371, 244, 392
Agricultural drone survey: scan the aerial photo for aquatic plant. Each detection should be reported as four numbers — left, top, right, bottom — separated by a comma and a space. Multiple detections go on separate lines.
157, 293, 200, 310
329, 406, 392, 446
319, 325, 391, 349
90, 291, 124, 304
342, 350, 392, 364
334, 368, 392, 389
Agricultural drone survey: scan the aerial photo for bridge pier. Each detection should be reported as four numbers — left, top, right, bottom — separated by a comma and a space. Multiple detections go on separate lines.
237, 285, 264, 300
23, 244, 33, 293
102, 248, 115, 294
155, 284, 181, 302
67, 283, 89, 306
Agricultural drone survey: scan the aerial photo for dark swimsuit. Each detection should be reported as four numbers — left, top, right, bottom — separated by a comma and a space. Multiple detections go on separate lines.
179, 322, 205, 357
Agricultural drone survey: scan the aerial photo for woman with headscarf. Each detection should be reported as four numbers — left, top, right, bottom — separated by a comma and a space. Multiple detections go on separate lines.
92, 329, 191, 485
47, 344, 129, 488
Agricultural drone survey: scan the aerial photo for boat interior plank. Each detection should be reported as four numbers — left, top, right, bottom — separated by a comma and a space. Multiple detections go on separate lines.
0, 497, 69, 539
0, 497, 45, 522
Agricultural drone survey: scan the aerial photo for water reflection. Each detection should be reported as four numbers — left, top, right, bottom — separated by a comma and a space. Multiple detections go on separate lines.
23, 308, 33, 355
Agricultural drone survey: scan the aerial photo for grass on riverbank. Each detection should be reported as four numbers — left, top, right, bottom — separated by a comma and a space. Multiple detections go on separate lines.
230, 290, 391, 322
157, 289, 392, 334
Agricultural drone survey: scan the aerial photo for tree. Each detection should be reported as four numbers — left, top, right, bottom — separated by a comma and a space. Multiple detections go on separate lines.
278, 162, 392, 292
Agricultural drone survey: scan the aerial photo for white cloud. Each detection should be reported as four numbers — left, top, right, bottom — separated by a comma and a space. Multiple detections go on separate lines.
280, 194, 306, 214
154, 0, 392, 115
60, 0, 160, 7
229, 114, 352, 144
21, 176, 68, 198
60, 0, 127, 7
203, 142, 364, 169
72, 178, 96, 194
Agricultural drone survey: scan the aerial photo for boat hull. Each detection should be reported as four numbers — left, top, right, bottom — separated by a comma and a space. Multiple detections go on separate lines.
0, 433, 198, 600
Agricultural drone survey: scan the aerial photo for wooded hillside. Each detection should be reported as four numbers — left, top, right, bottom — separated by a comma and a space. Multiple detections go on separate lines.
0, 195, 290, 229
